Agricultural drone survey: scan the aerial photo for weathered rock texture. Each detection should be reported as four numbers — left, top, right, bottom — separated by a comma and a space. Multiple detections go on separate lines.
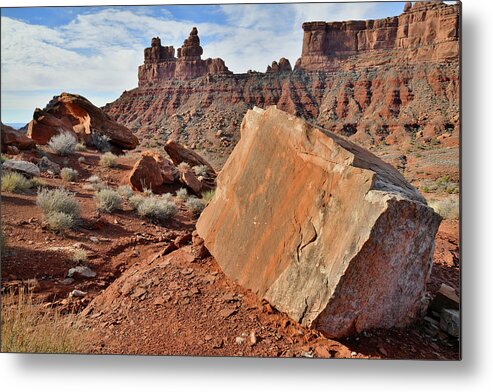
103, 1, 459, 169
297, 1, 459, 71
1, 122, 36, 152
28, 93, 138, 150
138, 28, 232, 85
197, 106, 442, 338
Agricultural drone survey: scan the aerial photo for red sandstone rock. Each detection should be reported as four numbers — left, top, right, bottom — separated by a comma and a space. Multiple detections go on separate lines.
28, 93, 138, 149
1, 122, 36, 152
179, 169, 203, 194
164, 140, 216, 173
197, 107, 441, 338
129, 154, 164, 192
266, 58, 292, 73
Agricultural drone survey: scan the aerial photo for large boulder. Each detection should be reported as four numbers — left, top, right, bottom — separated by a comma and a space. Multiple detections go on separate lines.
164, 140, 215, 174
2, 159, 40, 177
27, 93, 138, 150
129, 151, 176, 192
196, 106, 441, 338
1, 122, 36, 152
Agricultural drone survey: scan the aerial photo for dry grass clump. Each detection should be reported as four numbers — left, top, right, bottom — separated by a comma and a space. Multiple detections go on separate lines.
192, 165, 209, 177
177, 162, 190, 173
60, 167, 78, 182
83, 175, 107, 192
137, 196, 177, 222
117, 185, 134, 200
95, 188, 122, 213
1, 172, 33, 193
75, 143, 87, 152
72, 248, 88, 264
429, 196, 459, 220
129, 194, 145, 210
176, 187, 189, 201
48, 132, 77, 156
185, 196, 205, 217
1, 289, 85, 353
100, 152, 118, 168
36, 188, 80, 232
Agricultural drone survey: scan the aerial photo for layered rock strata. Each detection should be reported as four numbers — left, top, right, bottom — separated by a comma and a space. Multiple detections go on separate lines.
196, 106, 442, 338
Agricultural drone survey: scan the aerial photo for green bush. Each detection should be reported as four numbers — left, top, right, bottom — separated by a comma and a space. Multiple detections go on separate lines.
1, 172, 33, 193
60, 167, 78, 182
137, 197, 177, 222
48, 132, 77, 156
36, 187, 80, 221
185, 197, 205, 217
100, 152, 118, 168
95, 188, 122, 213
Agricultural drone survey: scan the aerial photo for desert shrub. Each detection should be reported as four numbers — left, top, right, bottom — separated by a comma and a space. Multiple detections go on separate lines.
78, 156, 86, 164
48, 132, 77, 156
142, 187, 153, 197
185, 196, 205, 217
137, 197, 177, 222
1, 289, 85, 353
92, 133, 111, 152
36, 187, 80, 221
177, 162, 190, 172
72, 248, 88, 264
45, 211, 75, 232
429, 196, 459, 220
192, 165, 209, 177
87, 175, 101, 183
60, 167, 78, 182
1, 172, 32, 193
160, 192, 173, 203
128, 194, 145, 210
117, 185, 134, 200
176, 187, 189, 201
75, 143, 87, 152
95, 188, 122, 213
100, 152, 118, 168
201, 189, 215, 204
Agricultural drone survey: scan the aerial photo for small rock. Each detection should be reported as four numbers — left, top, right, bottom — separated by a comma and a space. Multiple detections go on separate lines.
440, 308, 460, 337
89, 236, 99, 243
378, 346, 388, 356
204, 335, 213, 341
154, 297, 165, 306
314, 346, 331, 358
67, 266, 96, 279
70, 289, 87, 298
235, 337, 245, 345
249, 331, 257, 346
219, 306, 238, 319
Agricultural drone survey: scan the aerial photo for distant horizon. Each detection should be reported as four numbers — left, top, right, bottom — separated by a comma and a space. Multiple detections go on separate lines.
0, 1, 447, 123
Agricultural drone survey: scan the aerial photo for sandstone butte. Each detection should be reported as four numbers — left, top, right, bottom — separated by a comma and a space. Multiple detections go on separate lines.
28, 92, 138, 150
196, 106, 442, 338
103, 1, 460, 168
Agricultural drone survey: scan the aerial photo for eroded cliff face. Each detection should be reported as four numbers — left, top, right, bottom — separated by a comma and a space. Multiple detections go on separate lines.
103, 1, 460, 169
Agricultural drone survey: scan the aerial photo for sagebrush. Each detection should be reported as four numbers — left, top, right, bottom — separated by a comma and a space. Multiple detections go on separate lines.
95, 188, 122, 213
48, 132, 77, 156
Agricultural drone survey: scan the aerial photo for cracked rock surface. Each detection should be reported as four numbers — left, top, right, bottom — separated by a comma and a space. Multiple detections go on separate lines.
197, 106, 442, 338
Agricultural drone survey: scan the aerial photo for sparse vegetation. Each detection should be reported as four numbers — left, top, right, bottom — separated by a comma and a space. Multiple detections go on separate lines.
176, 187, 189, 201
117, 185, 134, 200
48, 132, 77, 156
83, 175, 106, 191
75, 143, 87, 152
429, 196, 459, 220
142, 187, 153, 197
60, 167, 78, 182
95, 188, 122, 213
100, 152, 118, 168
192, 165, 208, 177
92, 132, 111, 152
78, 156, 86, 164
128, 194, 145, 210
45, 211, 75, 232
87, 175, 101, 183
177, 162, 190, 172
201, 189, 215, 204
1, 172, 33, 193
72, 248, 88, 264
36, 187, 80, 226
137, 196, 177, 222
185, 196, 205, 216
161, 192, 173, 203
1, 289, 85, 353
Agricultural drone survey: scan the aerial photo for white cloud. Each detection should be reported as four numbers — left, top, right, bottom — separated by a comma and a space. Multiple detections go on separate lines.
0, 3, 385, 122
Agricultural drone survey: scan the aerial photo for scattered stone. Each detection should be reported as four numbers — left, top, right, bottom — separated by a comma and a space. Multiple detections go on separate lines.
440, 308, 460, 337
430, 283, 459, 313
59, 278, 75, 285
37, 156, 61, 175
70, 289, 87, 298
314, 346, 331, 359
249, 331, 257, 346
67, 266, 96, 279
2, 159, 40, 177
235, 337, 245, 345
219, 306, 238, 319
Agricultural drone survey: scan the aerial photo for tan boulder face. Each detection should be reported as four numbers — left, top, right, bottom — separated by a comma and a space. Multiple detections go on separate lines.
129, 155, 164, 192
27, 93, 138, 149
196, 106, 441, 338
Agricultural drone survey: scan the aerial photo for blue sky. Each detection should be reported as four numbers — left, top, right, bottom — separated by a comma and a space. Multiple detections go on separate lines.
1, 2, 409, 123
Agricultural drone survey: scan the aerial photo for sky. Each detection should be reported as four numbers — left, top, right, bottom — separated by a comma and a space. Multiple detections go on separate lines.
1, 1, 411, 124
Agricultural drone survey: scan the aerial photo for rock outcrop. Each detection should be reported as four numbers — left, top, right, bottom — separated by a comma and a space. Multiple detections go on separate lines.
1, 122, 36, 153
197, 106, 441, 338
296, 1, 459, 71
129, 152, 173, 192
28, 93, 138, 150
104, 2, 459, 168
138, 28, 232, 85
